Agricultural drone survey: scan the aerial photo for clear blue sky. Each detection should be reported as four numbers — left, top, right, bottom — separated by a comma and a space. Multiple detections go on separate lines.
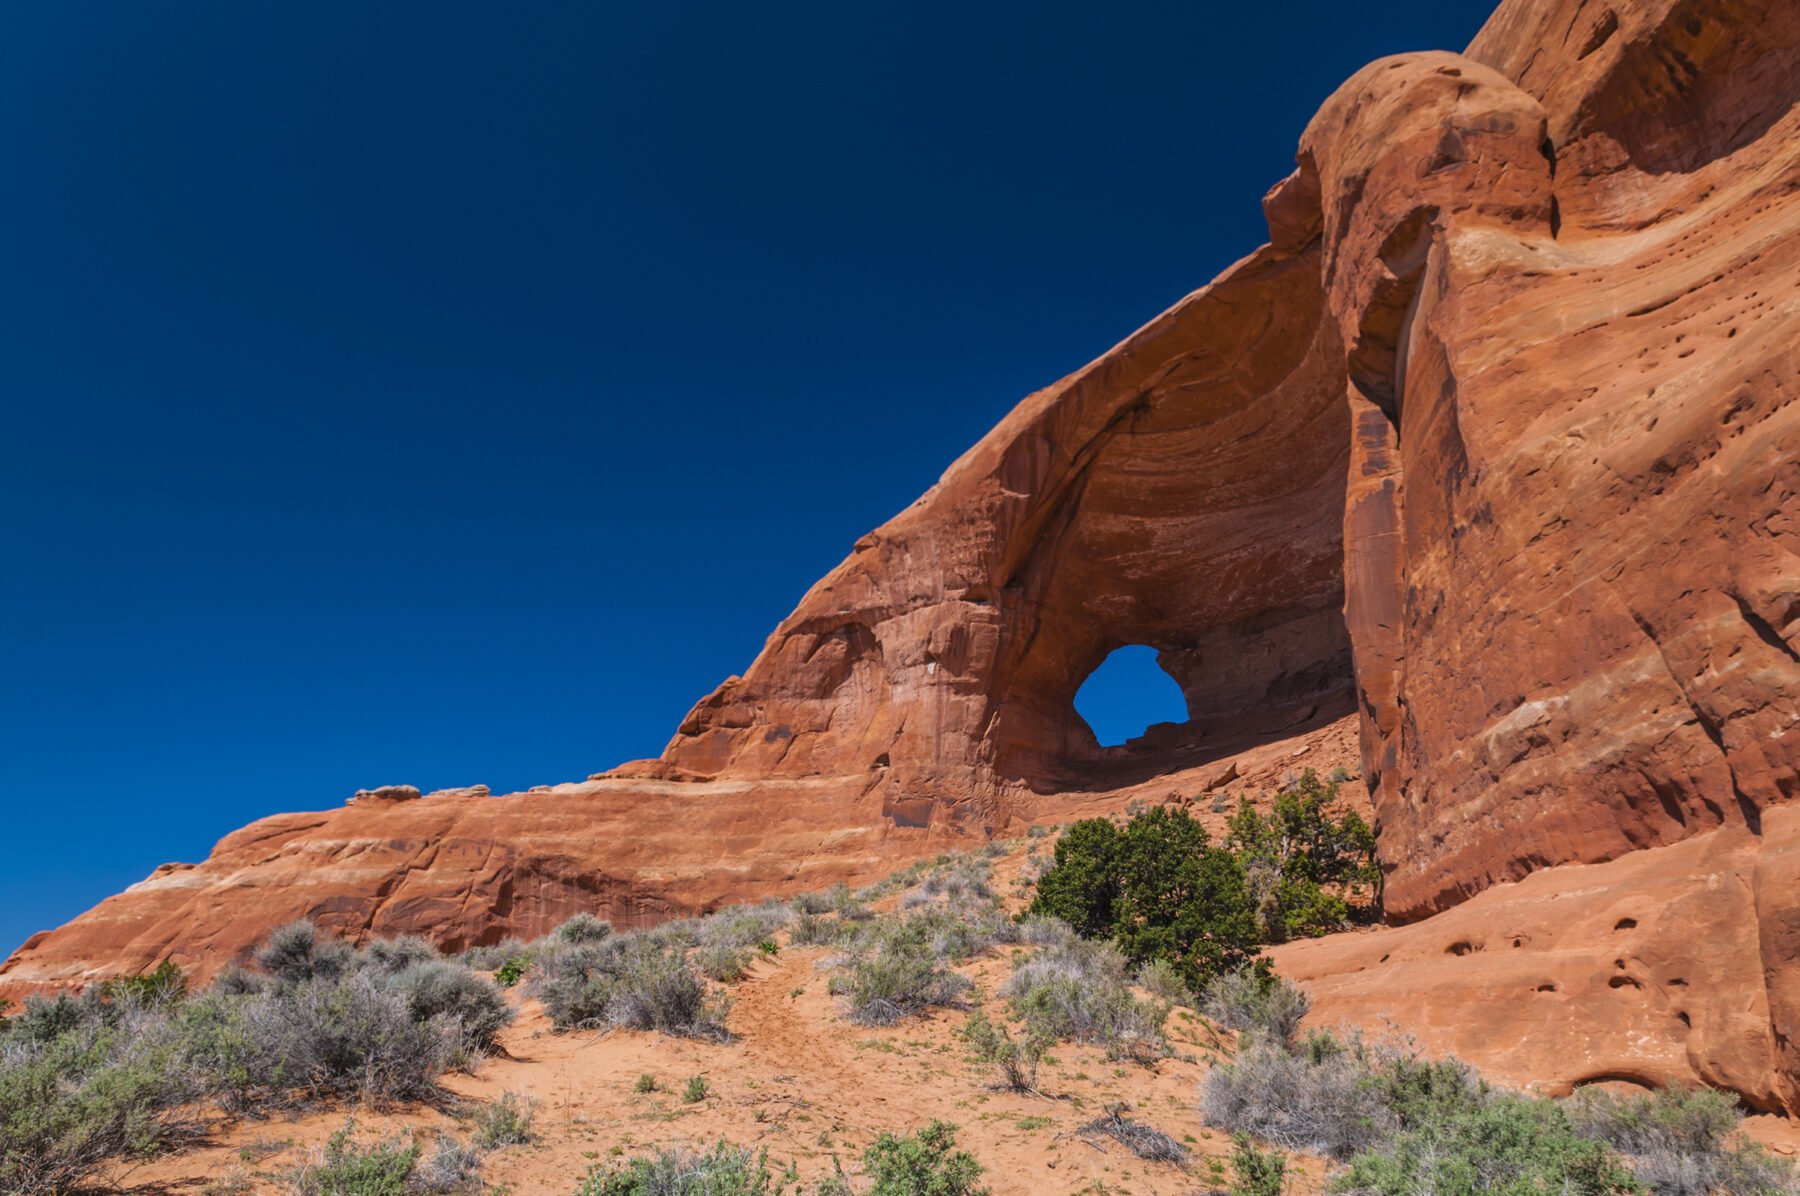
0, 1, 1496, 956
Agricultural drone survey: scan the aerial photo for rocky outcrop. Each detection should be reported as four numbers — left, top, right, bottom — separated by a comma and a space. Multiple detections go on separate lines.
648, 0, 1800, 924
4, 0, 1797, 1109
1271, 806, 1800, 1113
0, 720, 1364, 997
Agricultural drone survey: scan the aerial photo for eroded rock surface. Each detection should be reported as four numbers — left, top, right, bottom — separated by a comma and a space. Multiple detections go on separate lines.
4, 0, 1797, 1110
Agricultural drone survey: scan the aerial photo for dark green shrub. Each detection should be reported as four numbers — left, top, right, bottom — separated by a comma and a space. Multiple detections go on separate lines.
1028, 818, 1128, 940
493, 956, 527, 988
1224, 771, 1378, 942
863, 1121, 988, 1196
1030, 776, 1379, 990
1028, 807, 1258, 990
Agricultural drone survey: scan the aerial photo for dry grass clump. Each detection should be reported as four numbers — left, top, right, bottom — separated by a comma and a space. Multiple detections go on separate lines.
999, 936, 1168, 1062
530, 933, 731, 1039
1200, 965, 1310, 1044
0, 927, 516, 1195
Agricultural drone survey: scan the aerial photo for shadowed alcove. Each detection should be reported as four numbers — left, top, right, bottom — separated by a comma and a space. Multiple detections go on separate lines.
982, 251, 1357, 793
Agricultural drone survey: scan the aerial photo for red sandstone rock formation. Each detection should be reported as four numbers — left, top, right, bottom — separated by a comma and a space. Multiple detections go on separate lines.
4, 0, 1797, 1109
1271, 806, 1800, 1113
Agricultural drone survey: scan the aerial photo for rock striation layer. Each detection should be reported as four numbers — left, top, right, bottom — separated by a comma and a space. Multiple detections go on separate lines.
5, 0, 1798, 1108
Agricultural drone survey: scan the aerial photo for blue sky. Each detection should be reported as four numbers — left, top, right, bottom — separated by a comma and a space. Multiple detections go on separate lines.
0, 0, 1497, 956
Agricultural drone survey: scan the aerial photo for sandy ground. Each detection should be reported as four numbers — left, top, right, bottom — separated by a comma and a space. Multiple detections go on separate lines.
111, 844, 1337, 1196
103, 806, 1800, 1196
112, 944, 1319, 1196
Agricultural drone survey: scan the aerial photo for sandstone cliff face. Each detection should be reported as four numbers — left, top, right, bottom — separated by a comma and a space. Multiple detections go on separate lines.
5, 0, 1798, 1110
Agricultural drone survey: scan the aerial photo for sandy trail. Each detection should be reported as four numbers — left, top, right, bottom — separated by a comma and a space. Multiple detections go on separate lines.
114, 932, 1291, 1196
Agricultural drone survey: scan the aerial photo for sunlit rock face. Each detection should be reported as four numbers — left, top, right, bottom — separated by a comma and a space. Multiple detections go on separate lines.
6, 0, 1799, 1112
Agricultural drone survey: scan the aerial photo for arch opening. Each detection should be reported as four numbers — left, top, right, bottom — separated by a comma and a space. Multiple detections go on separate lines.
1073, 645, 1190, 748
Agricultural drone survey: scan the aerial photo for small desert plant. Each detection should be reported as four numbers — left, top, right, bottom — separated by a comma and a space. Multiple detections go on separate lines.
460, 937, 531, 972
634, 1072, 658, 1093
684, 1074, 710, 1102
699, 905, 792, 951
1201, 965, 1309, 1044
471, 1089, 537, 1149
554, 913, 614, 945
282, 1119, 420, 1196
959, 1011, 1050, 1092
699, 940, 752, 983
1229, 1133, 1286, 1196
1001, 938, 1167, 1061
1015, 915, 1077, 949
257, 922, 354, 985
1135, 957, 1193, 1007
101, 959, 189, 1008
577, 1140, 780, 1196
493, 956, 527, 987
792, 888, 837, 916
414, 1134, 483, 1194
1200, 1033, 1396, 1159
862, 1121, 988, 1196
790, 913, 834, 946
359, 936, 441, 974
832, 935, 973, 1026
